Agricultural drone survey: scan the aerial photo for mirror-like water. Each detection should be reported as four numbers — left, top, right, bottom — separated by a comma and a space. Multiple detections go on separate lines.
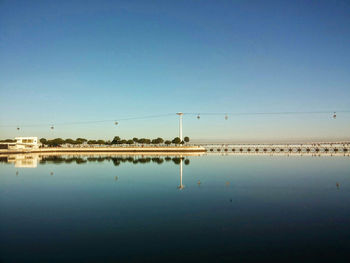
1, 154, 349, 262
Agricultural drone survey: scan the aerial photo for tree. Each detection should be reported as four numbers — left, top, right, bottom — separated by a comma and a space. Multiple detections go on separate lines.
151, 138, 164, 144
40, 138, 47, 144
76, 138, 87, 144
164, 140, 171, 145
126, 139, 134, 145
97, 140, 106, 145
155, 137, 164, 144
133, 137, 139, 143
65, 138, 76, 144
0, 139, 14, 142
111, 136, 121, 144
48, 138, 65, 147
120, 139, 127, 144
184, 136, 190, 143
172, 137, 181, 144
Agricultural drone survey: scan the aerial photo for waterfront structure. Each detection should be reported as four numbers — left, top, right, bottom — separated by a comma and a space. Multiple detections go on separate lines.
14, 137, 40, 150
0, 137, 39, 150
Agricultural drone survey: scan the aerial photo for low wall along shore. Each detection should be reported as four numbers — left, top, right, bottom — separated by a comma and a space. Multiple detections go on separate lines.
0, 146, 207, 154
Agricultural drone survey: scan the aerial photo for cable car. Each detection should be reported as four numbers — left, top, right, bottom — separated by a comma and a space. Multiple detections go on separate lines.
115, 121, 118, 125
50, 125, 54, 130
225, 114, 228, 120
333, 112, 336, 119
197, 114, 200, 120
17, 127, 20, 131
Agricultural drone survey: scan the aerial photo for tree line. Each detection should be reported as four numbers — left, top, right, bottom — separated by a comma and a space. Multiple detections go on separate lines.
39, 136, 190, 147
0, 139, 16, 143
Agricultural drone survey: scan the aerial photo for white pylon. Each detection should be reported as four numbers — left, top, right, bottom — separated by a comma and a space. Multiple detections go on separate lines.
176, 112, 183, 141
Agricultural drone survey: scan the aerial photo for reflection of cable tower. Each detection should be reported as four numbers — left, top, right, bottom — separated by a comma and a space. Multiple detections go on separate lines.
176, 112, 183, 141
177, 157, 184, 190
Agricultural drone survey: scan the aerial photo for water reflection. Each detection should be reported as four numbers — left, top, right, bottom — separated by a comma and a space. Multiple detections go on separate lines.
1, 154, 191, 189
0, 154, 191, 167
1, 154, 344, 193
39, 155, 190, 166
1, 154, 349, 262
0, 155, 38, 168
178, 157, 184, 190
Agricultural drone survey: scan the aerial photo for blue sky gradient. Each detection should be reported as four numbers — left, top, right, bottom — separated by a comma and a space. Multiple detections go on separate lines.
1, 0, 349, 142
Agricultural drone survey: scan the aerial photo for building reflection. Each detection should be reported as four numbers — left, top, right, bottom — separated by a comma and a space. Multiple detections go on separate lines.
6, 154, 40, 168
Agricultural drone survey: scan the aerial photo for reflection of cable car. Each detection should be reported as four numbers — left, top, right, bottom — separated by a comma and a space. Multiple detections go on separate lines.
115, 121, 118, 126
333, 112, 336, 119
197, 114, 200, 120
225, 114, 228, 120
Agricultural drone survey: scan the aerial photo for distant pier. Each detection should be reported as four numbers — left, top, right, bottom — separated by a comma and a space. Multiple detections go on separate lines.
202, 142, 350, 155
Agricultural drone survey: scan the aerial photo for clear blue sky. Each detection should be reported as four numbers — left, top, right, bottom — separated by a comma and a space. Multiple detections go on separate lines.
1, 0, 349, 142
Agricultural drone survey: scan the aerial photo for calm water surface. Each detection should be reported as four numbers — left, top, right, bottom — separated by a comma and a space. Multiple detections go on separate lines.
1, 154, 350, 262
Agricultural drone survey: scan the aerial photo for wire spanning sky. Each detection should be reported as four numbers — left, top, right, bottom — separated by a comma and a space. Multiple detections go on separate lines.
0, 0, 349, 142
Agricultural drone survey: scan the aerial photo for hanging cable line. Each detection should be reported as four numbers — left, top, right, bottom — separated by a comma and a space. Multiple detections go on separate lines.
183, 110, 350, 116
1, 110, 349, 129
0, 113, 174, 128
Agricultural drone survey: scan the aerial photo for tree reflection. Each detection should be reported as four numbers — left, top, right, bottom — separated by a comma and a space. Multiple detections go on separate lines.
0, 157, 8, 163
38, 155, 190, 167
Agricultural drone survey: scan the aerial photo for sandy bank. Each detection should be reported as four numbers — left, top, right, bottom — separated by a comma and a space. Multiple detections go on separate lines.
0, 146, 206, 155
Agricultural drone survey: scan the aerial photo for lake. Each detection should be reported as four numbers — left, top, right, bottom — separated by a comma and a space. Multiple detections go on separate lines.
1, 154, 349, 262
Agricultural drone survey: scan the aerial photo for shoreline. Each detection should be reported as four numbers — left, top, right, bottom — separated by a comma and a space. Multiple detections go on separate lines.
0, 146, 207, 155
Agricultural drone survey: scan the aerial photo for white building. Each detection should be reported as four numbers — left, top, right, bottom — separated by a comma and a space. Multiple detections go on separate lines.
14, 137, 40, 150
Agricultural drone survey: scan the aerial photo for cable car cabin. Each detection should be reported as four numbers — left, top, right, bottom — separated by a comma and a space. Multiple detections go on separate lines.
14, 137, 40, 150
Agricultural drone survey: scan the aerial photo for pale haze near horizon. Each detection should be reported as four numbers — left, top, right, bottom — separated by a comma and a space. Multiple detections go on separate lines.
0, 0, 349, 143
